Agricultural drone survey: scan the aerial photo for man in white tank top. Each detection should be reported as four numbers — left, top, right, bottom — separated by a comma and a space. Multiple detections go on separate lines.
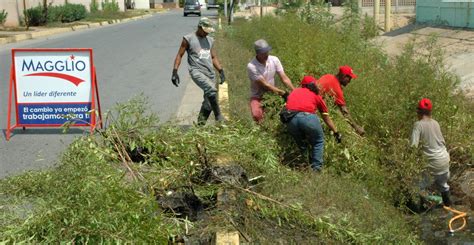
172, 17, 226, 125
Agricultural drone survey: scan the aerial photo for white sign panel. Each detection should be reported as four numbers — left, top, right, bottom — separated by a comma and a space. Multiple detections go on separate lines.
14, 51, 92, 103
12, 49, 94, 125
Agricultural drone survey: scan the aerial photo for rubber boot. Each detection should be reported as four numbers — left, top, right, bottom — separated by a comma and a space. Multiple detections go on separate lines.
441, 191, 452, 207
197, 105, 212, 126
208, 94, 225, 122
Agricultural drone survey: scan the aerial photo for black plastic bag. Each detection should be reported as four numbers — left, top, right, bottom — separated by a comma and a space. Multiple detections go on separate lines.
279, 107, 298, 123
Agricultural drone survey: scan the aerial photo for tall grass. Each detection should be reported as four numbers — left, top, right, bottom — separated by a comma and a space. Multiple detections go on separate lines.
1, 6, 472, 244
216, 13, 473, 203
0, 97, 419, 243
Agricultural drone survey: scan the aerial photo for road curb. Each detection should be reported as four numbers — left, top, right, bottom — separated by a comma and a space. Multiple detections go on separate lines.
71, 25, 89, 31
30, 28, 71, 39
218, 83, 230, 119
87, 23, 102, 28
0, 13, 156, 46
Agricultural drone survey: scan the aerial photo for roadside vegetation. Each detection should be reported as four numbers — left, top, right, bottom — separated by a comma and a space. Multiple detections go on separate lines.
22, 0, 153, 28
0, 2, 472, 244
0, 97, 419, 243
217, 6, 473, 203
0, 10, 7, 26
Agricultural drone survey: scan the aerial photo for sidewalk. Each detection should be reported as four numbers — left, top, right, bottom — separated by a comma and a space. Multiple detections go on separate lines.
0, 12, 157, 45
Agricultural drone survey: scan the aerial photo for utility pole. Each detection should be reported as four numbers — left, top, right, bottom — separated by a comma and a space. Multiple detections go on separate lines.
374, 0, 380, 23
224, 0, 227, 17
385, 0, 391, 32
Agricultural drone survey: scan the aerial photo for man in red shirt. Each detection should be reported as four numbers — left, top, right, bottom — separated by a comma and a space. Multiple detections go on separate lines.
285, 76, 341, 171
317, 65, 365, 136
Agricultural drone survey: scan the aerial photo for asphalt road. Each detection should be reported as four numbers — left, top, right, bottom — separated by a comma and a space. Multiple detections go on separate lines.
0, 9, 217, 178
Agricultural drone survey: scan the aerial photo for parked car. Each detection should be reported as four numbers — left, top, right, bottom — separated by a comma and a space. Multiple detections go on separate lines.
184, 0, 202, 16
207, 0, 220, 9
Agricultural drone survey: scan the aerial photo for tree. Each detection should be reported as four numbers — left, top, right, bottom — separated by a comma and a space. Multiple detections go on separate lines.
23, 0, 29, 30
42, 0, 48, 24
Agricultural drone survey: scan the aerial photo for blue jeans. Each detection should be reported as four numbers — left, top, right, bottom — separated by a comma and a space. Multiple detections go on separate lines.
287, 112, 324, 171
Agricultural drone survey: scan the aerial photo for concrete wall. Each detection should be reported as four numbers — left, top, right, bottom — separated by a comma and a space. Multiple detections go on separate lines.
2, 0, 22, 27
134, 0, 150, 9
150, 0, 178, 9
0, 0, 127, 27
417, 0, 474, 28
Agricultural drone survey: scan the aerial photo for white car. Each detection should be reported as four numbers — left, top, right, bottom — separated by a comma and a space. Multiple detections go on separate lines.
207, 0, 220, 9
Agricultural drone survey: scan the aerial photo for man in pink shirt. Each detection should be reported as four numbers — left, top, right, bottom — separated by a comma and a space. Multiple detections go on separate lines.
317, 66, 365, 136
247, 39, 295, 123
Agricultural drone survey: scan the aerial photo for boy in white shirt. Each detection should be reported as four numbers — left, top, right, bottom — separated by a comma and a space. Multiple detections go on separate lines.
411, 98, 452, 207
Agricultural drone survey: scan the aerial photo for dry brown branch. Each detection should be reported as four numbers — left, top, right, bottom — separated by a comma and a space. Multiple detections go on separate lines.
110, 126, 140, 181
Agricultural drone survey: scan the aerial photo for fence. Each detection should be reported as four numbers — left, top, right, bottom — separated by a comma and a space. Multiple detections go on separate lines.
361, 0, 416, 7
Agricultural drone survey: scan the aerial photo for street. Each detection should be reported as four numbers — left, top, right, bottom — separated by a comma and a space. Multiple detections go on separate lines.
0, 9, 217, 178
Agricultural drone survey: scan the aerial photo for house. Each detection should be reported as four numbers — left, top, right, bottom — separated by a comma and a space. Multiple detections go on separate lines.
417, 0, 474, 28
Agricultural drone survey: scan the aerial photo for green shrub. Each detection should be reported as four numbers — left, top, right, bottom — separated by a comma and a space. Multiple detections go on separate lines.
297, 3, 334, 28
90, 0, 100, 13
46, 5, 62, 23
361, 13, 379, 39
0, 10, 7, 25
61, 4, 87, 23
283, 0, 307, 9
102, 0, 120, 13
24, 6, 46, 26
27, 4, 86, 25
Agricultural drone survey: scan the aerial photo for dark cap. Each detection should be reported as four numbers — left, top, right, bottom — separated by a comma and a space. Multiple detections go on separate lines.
254, 39, 272, 54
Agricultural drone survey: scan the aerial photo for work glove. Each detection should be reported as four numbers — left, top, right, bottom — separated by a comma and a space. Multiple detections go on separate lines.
281, 92, 289, 102
218, 69, 226, 85
333, 132, 342, 144
171, 69, 180, 87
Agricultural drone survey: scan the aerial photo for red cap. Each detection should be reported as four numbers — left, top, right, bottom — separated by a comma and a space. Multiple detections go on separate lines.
418, 98, 432, 110
301, 76, 317, 85
339, 65, 357, 79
